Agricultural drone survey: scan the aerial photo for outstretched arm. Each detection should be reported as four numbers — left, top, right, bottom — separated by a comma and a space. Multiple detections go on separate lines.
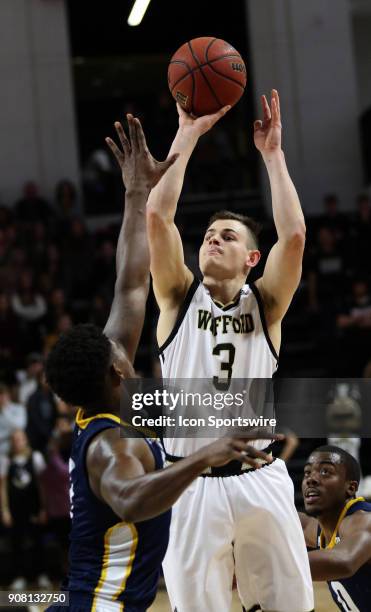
103, 115, 178, 362
254, 90, 306, 323
87, 429, 280, 523
308, 513, 371, 581
147, 104, 230, 313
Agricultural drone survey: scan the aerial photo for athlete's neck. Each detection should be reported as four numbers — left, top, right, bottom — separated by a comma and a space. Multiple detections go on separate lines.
83, 396, 121, 417
318, 501, 349, 544
202, 275, 246, 306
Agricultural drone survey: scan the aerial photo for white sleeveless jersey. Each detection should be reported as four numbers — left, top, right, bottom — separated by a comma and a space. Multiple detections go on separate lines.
159, 278, 278, 456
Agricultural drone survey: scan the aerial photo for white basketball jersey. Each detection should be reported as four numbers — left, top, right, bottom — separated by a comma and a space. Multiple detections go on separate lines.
159, 278, 278, 456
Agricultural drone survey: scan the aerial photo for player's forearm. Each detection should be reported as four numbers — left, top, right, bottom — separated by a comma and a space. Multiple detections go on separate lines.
114, 453, 208, 522
262, 150, 306, 241
308, 549, 354, 581
116, 188, 150, 290
147, 128, 198, 220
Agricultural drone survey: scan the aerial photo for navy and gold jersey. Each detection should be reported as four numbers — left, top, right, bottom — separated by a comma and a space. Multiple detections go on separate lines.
64, 410, 171, 612
318, 497, 371, 612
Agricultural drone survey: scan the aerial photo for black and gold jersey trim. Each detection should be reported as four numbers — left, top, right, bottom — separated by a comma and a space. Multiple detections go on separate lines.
211, 290, 242, 311
158, 276, 200, 355
250, 283, 279, 362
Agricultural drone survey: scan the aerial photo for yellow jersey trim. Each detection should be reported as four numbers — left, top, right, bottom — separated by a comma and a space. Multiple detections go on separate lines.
75, 408, 156, 438
76, 409, 128, 430
91, 523, 117, 611
91, 522, 138, 611
320, 496, 365, 549
112, 522, 139, 602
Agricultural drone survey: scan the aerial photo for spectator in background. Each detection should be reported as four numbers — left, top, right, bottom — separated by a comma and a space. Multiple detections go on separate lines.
18, 353, 44, 406
44, 288, 69, 333
94, 239, 116, 298
336, 279, 371, 375
337, 279, 371, 329
42, 416, 72, 579
0, 429, 50, 590
26, 376, 57, 455
307, 226, 345, 315
55, 179, 79, 230
0, 292, 21, 374
318, 193, 348, 244
28, 221, 49, 274
0, 383, 26, 457
0, 204, 13, 229
11, 270, 46, 357
43, 313, 73, 354
4, 246, 27, 293
14, 181, 54, 227
11, 270, 47, 323
352, 193, 371, 274
0, 228, 9, 267
63, 219, 93, 314
43, 243, 66, 285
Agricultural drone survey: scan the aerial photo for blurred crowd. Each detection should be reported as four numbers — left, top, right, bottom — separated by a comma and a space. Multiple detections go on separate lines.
0, 178, 370, 588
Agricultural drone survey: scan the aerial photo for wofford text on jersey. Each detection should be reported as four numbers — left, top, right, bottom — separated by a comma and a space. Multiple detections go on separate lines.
197, 309, 254, 335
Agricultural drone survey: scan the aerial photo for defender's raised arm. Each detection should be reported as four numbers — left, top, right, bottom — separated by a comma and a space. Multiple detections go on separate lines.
104, 115, 178, 362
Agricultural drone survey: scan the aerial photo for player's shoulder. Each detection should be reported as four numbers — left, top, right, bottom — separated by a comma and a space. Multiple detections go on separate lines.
87, 426, 146, 461
341, 505, 371, 534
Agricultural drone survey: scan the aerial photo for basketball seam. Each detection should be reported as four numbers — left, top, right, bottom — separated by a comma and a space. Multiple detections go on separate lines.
170, 61, 195, 115
170, 58, 242, 91
207, 62, 246, 90
187, 40, 222, 109
205, 37, 218, 62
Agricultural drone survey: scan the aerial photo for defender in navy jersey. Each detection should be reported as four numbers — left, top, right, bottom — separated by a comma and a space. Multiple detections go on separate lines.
45, 113, 272, 612
300, 445, 371, 611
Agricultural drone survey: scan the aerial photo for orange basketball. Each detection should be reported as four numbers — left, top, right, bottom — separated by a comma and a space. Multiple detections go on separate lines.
168, 37, 247, 117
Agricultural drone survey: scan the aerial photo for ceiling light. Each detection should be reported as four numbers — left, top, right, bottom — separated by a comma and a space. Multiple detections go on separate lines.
127, 0, 152, 26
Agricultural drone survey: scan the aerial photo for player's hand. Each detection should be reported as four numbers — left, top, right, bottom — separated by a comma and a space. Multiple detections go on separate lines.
177, 102, 231, 137
254, 89, 282, 154
199, 433, 284, 469
106, 115, 179, 191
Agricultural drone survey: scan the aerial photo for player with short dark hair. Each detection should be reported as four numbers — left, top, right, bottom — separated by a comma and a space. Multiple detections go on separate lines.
147, 90, 313, 611
46, 116, 273, 612
206, 210, 262, 249
300, 445, 371, 611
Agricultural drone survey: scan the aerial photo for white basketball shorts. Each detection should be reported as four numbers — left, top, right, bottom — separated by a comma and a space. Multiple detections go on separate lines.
162, 458, 314, 612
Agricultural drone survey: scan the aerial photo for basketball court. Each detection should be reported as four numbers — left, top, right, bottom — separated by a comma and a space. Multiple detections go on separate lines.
148, 583, 338, 611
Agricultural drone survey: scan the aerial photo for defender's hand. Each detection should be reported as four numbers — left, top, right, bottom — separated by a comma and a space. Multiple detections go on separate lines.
106, 115, 179, 192
199, 433, 284, 469
254, 89, 282, 154
177, 102, 231, 138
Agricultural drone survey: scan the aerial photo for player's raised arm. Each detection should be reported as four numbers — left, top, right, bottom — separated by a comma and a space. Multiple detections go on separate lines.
147, 104, 230, 311
307, 513, 371, 581
254, 90, 306, 324
103, 115, 178, 362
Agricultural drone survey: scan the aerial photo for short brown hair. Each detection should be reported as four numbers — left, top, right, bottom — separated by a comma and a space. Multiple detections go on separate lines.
207, 210, 262, 248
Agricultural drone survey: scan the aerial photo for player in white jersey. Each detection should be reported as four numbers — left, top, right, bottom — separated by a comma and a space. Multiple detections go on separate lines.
147, 90, 314, 612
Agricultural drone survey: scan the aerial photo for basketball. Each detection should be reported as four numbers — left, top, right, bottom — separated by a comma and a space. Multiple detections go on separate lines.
168, 37, 247, 117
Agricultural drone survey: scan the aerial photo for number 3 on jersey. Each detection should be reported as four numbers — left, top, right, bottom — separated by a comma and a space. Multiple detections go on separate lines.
213, 343, 236, 390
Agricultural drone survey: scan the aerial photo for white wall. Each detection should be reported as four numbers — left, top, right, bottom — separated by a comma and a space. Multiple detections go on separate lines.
0, 0, 80, 205
246, 0, 363, 213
